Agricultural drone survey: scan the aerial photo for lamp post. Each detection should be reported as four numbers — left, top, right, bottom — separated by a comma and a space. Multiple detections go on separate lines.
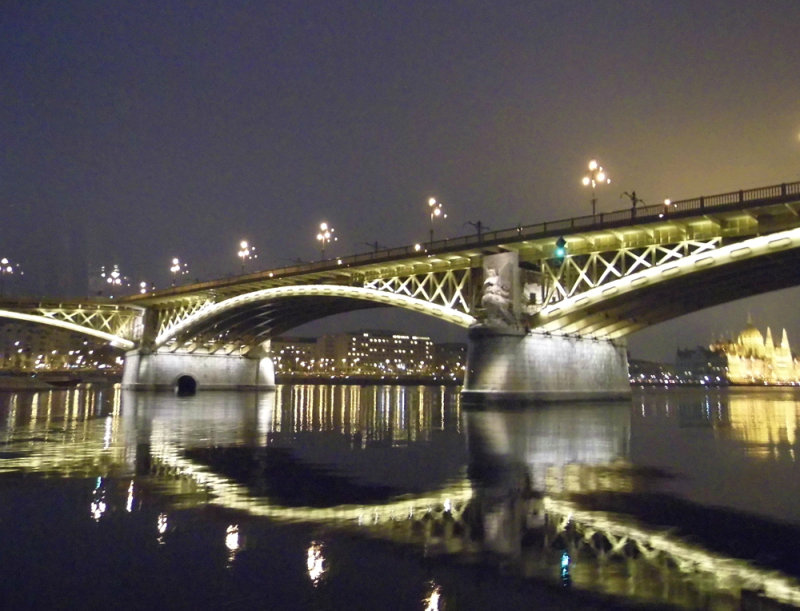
237, 240, 256, 273
428, 197, 447, 245
316, 222, 336, 258
170, 257, 187, 287
581, 159, 611, 218
0, 257, 23, 296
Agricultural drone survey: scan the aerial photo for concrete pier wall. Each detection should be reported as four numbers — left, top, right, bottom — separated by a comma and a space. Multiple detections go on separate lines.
463, 326, 630, 403
121, 351, 275, 391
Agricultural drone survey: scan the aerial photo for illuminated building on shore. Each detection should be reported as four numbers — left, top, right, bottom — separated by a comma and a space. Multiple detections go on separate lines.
709, 317, 800, 385
271, 330, 463, 379
0, 321, 123, 372
317, 330, 434, 375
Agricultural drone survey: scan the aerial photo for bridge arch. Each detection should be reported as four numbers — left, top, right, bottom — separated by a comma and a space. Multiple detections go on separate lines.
0, 309, 135, 349
154, 285, 477, 349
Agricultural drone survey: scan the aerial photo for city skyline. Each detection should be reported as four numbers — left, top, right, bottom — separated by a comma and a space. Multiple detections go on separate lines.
4, 1, 800, 361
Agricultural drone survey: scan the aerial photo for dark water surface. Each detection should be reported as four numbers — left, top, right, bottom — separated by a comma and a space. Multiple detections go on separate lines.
1, 384, 799, 609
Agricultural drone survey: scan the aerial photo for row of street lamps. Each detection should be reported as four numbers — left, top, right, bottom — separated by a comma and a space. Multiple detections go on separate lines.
4, 158, 649, 297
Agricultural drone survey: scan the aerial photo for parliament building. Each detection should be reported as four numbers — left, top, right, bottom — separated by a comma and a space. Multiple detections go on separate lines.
709, 318, 800, 385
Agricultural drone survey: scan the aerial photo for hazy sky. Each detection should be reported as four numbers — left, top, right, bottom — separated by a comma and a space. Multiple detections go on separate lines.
3, 1, 800, 361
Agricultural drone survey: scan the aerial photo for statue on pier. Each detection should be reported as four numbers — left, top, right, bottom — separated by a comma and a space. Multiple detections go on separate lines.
480, 253, 519, 328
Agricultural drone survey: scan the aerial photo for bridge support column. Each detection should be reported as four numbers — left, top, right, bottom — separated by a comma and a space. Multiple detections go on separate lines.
462, 326, 630, 404
121, 350, 275, 392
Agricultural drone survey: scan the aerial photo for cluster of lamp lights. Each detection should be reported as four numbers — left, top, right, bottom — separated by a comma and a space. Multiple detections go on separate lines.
316, 222, 336, 257
581, 159, 611, 217
99, 264, 130, 289
169, 257, 189, 286
428, 197, 447, 244
0, 256, 23, 296
237, 240, 257, 272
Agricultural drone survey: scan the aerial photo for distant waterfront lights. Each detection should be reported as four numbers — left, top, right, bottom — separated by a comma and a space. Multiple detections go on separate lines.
316, 222, 336, 258
428, 197, 447, 245
581, 159, 611, 218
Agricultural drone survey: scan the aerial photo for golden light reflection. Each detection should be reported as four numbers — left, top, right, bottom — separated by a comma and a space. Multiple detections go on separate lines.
423, 581, 442, 610
157, 512, 168, 544
126, 480, 135, 513
225, 524, 240, 565
544, 496, 800, 607
727, 394, 798, 460
306, 540, 327, 586
90, 476, 106, 521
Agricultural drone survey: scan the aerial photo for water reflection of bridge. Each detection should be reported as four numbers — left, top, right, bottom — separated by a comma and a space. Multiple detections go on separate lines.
2, 386, 800, 607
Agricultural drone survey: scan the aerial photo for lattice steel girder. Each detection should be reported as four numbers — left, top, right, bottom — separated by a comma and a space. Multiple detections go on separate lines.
152, 297, 216, 339
0, 303, 142, 348
363, 268, 474, 314
532, 227, 800, 338
538, 236, 724, 308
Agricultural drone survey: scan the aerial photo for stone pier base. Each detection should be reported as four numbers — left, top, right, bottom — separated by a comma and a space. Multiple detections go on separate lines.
121, 350, 275, 392
462, 326, 631, 404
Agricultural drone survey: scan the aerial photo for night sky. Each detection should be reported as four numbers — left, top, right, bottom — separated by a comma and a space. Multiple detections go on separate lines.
3, 1, 800, 361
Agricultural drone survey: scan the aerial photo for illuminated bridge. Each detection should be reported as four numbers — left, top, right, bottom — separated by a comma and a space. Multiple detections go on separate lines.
3, 180, 800, 397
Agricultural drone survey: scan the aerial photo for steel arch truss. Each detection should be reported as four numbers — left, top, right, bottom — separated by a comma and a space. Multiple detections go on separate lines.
539, 236, 723, 306
153, 297, 216, 340
153, 285, 477, 350
0, 304, 141, 349
363, 268, 474, 315
533, 227, 800, 338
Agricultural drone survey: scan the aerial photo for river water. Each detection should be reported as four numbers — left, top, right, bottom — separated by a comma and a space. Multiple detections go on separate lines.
1, 383, 799, 610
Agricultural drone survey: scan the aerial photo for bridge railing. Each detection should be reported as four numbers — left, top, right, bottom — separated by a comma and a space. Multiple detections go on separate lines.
411, 180, 800, 254
264, 181, 800, 275
144, 180, 800, 295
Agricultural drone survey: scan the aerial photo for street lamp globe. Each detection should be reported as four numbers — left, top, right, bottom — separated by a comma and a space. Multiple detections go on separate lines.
237, 239, 256, 272
427, 197, 447, 245
170, 257, 187, 286
582, 159, 611, 218
316, 222, 336, 257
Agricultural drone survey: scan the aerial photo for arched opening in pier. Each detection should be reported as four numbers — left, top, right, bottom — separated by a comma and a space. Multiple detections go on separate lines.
175, 375, 197, 396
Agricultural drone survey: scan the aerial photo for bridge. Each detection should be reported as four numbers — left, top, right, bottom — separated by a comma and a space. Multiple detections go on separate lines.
3, 180, 800, 398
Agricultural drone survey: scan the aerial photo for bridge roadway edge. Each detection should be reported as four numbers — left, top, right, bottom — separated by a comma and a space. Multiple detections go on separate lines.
121, 350, 276, 391
462, 325, 631, 404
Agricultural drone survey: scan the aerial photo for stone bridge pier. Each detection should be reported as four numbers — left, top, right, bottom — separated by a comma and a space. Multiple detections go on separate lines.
462, 252, 631, 403
121, 347, 275, 393
462, 326, 630, 403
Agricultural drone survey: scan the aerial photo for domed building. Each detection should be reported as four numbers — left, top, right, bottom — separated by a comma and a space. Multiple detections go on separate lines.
709, 317, 800, 384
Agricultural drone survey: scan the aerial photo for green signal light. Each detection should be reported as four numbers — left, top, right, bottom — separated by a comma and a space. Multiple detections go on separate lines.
554, 236, 567, 259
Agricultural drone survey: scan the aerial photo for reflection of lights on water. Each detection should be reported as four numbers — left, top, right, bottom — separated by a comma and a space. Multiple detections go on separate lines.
126, 480, 135, 513
225, 524, 240, 566
423, 581, 442, 610
90, 476, 106, 521
225, 524, 240, 551
306, 541, 327, 586
560, 550, 572, 587
103, 415, 113, 449
157, 513, 168, 544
